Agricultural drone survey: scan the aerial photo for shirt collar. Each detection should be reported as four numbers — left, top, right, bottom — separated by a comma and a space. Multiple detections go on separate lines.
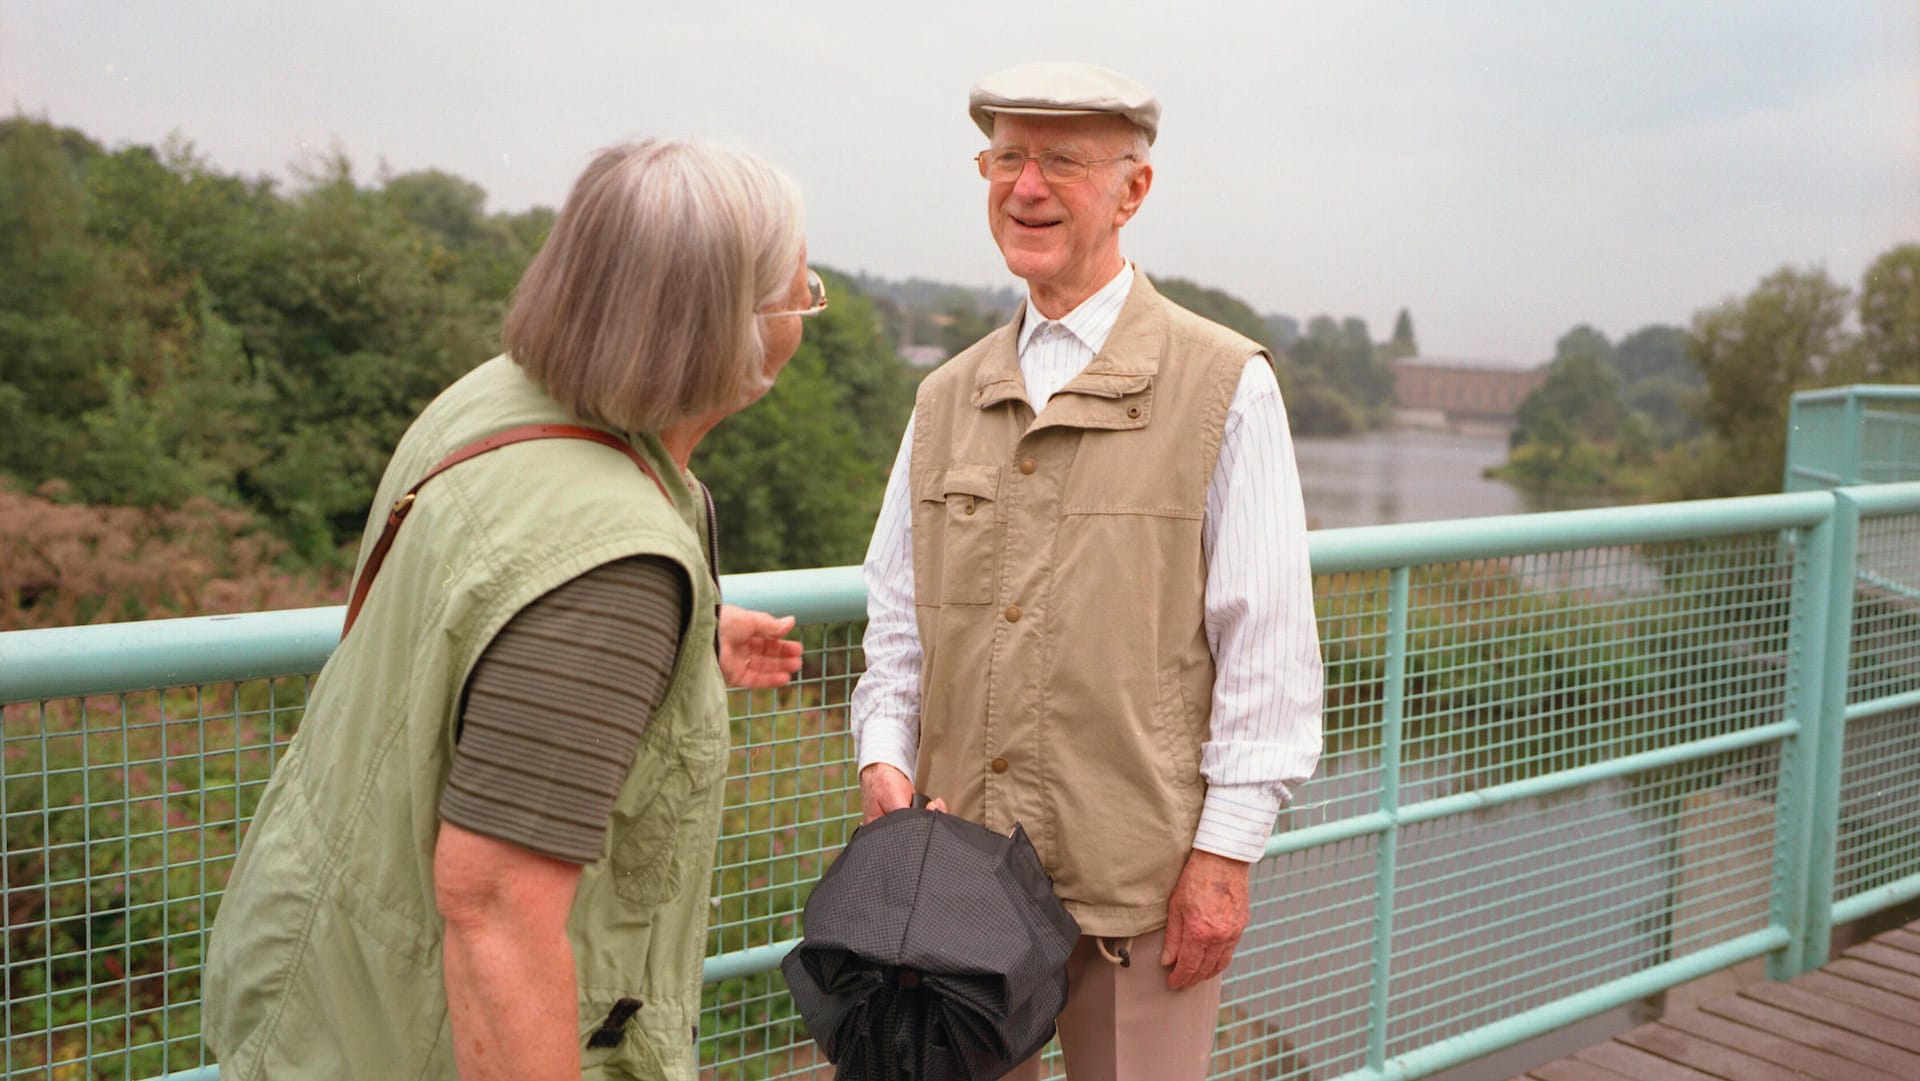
1016, 263, 1135, 356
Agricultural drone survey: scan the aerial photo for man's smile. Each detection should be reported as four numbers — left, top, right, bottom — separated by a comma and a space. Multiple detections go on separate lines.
1010, 213, 1061, 229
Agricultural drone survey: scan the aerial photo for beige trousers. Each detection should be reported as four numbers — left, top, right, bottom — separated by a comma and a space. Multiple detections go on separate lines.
1003, 926, 1223, 1081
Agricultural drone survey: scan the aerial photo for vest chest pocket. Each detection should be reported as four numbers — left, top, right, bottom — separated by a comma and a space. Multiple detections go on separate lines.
913, 464, 1001, 606
609, 730, 727, 906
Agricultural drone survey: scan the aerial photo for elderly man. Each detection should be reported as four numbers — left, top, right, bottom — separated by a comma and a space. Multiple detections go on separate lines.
850, 62, 1324, 1078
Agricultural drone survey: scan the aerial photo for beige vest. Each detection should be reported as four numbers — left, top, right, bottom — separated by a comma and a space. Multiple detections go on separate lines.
909, 273, 1266, 936
205, 356, 728, 1080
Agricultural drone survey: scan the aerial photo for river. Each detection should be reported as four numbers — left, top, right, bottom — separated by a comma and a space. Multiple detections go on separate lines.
1292, 426, 1623, 530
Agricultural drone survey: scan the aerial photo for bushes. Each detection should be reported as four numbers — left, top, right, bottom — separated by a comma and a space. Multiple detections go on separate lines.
0, 478, 344, 631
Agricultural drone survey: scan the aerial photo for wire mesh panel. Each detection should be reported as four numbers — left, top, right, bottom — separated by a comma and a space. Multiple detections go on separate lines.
1292, 571, 1393, 829
2, 680, 306, 1080
1834, 702, 1920, 906
6, 487, 1917, 1080
1847, 511, 1920, 708
1385, 748, 1780, 1056
1860, 406, 1920, 485
701, 619, 864, 1080
1218, 839, 1379, 1080
1832, 507, 1920, 913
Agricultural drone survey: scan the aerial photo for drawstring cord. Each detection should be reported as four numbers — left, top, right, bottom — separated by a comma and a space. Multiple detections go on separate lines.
1095, 935, 1133, 968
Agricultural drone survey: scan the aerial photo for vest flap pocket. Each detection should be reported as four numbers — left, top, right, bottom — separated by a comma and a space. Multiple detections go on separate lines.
912, 464, 1000, 606
937, 464, 1000, 502
609, 731, 726, 906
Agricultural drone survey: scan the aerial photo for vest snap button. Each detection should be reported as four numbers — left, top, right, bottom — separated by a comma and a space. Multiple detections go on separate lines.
991, 756, 1009, 773
1018, 458, 1037, 475
1127, 405, 1141, 419
1004, 604, 1022, 622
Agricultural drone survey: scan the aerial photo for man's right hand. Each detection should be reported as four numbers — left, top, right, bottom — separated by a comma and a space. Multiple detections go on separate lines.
859, 763, 943, 823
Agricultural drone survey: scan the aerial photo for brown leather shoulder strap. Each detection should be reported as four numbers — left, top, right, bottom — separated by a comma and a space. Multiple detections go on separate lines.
341, 424, 670, 638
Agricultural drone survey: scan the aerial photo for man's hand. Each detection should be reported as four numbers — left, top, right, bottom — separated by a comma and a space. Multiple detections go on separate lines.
858, 762, 945, 823
717, 605, 803, 689
1160, 848, 1252, 990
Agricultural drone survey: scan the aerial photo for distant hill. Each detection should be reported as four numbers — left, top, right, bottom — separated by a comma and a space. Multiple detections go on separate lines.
849, 272, 1023, 319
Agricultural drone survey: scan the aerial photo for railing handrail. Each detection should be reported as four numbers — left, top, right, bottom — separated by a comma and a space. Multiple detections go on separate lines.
1787, 383, 1920, 405
13, 486, 1917, 705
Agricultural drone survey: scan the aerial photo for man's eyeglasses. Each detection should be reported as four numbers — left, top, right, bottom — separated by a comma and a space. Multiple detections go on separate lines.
975, 149, 1137, 184
759, 268, 829, 318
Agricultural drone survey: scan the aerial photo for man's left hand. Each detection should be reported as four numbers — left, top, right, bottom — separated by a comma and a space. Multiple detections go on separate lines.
1160, 848, 1252, 990
718, 605, 803, 689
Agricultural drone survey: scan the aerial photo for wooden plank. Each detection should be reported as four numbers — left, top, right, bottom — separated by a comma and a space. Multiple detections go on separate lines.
1868, 927, 1920, 956
1618, 1020, 1813, 1081
1791, 969, 1920, 1025
1746, 980, 1920, 1054
1844, 941, 1920, 977
1660, 1008, 1905, 1081
1827, 956, 1920, 1000
1526, 1059, 1635, 1081
1706, 993, 1920, 1077
1574, 1041, 1725, 1081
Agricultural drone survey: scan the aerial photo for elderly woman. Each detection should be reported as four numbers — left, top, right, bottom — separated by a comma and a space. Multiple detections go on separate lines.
205, 140, 818, 1080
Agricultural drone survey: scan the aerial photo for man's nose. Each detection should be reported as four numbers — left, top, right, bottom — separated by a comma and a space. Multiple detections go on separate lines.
1012, 159, 1052, 200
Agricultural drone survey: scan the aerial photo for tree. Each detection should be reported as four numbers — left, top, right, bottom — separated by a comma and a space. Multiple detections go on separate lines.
1386, 308, 1418, 359
1668, 265, 1851, 497
1852, 243, 1920, 382
692, 270, 915, 571
1152, 276, 1271, 345
1514, 350, 1622, 447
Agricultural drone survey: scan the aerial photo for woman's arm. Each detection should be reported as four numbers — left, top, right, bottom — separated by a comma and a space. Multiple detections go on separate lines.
435, 820, 585, 1081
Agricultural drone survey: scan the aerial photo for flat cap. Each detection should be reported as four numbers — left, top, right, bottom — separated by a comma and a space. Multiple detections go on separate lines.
968, 61, 1160, 145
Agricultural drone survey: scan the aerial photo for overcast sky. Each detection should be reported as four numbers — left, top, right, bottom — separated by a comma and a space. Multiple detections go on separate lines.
5, 1, 1916, 364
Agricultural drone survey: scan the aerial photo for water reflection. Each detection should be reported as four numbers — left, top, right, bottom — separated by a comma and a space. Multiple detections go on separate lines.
1293, 427, 1622, 530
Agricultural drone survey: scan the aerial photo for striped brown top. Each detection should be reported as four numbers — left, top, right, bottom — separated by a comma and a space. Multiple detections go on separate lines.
438, 556, 689, 864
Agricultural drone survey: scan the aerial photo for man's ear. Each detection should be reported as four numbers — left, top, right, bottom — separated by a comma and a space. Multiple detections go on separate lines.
1114, 163, 1153, 227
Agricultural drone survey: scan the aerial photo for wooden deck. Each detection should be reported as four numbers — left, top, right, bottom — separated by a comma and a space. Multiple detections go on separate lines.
1509, 919, 1920, 1080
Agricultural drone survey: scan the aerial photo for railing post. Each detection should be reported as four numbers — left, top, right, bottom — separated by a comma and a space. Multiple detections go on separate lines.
1841, 391, 1865, 486
1768, 499, 1833, 980
1367, 565, 1410, 1071
1800, 489, 1860, 969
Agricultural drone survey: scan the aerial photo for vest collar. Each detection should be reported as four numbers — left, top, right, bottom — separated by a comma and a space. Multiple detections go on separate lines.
972, 272, 1167, 433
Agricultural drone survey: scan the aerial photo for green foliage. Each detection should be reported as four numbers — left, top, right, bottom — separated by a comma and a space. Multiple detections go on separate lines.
1152, 274, 1272, 344
1386, 307, 1418, 359
1514, 343, 1623, 448
1852, 243, 1920, 382
1676, 264, 1853, 497
1288, 313, 1397, 428
0, 117, 914, 574
694, 268, 914, 573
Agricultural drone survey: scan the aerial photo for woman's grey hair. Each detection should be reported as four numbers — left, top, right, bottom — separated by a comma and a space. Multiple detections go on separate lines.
503, 139, 805, 432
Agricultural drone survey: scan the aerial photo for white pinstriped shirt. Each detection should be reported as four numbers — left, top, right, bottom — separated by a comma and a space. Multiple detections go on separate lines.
851, 265, 1324, 861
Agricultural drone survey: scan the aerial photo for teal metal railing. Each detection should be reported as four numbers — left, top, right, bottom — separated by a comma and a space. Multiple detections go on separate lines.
1784, 384, 1920, 491
4, 484, 1919, 1081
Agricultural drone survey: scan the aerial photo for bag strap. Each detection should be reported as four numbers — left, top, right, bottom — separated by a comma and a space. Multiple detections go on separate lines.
341, 423, 668, 638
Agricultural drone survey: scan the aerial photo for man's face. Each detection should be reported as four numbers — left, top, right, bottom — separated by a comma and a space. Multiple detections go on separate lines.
985, 113, 1151, 312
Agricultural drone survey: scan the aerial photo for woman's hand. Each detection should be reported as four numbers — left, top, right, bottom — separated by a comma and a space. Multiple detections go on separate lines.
718, 605, 803, 688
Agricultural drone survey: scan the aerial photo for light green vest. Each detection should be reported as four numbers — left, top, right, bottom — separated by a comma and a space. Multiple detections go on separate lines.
205, 355, 729, 1080
908, 274, 1264, 936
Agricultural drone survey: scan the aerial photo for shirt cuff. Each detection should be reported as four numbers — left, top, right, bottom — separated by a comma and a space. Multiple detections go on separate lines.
1192, 783, 1283, 863
854, 718, 919, 785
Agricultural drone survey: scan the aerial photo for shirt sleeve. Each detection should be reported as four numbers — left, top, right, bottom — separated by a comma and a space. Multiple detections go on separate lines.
439, 556, 690, 864
849, 415, 923, 782
1192, 356, 1326, 862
